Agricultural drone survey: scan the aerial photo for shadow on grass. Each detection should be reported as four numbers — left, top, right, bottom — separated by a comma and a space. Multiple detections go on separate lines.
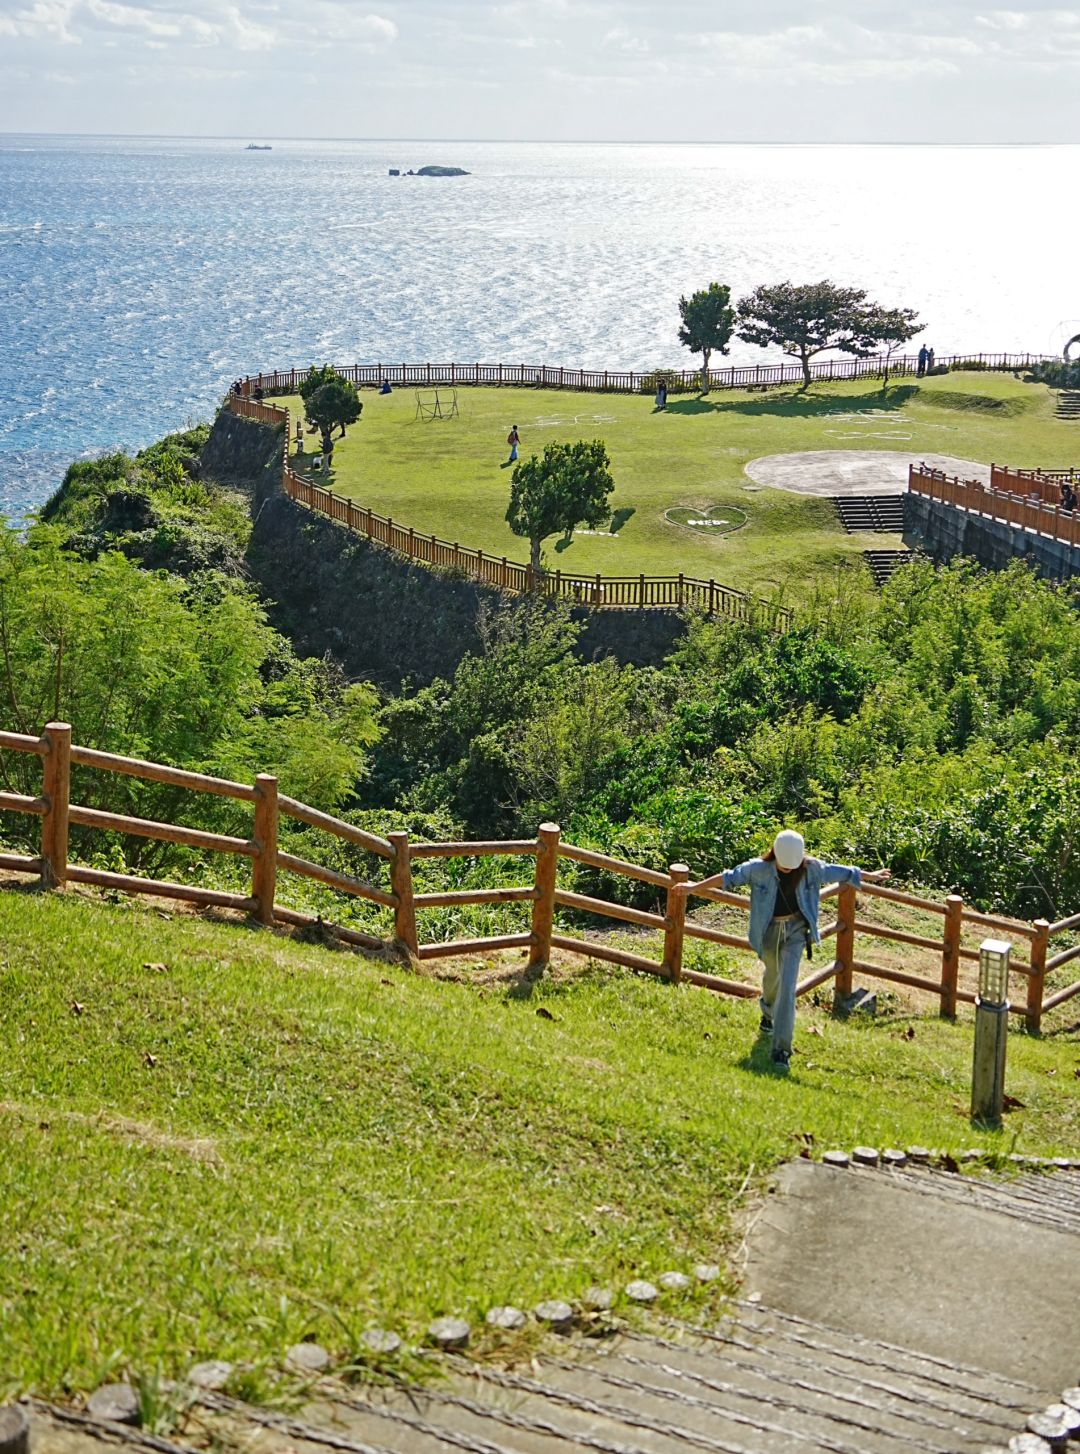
552, 506, 637, 554
666, 385, 919, 421
737, 1034, 792, 1077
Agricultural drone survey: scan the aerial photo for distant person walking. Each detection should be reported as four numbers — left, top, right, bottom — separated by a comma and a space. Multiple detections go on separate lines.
927, 347, 936, 372
506, 424, 520, 465
654, 378, 668, 411
916, 345, 929, 378
1061, 481, 1077, 513
681, 831, 890, 1068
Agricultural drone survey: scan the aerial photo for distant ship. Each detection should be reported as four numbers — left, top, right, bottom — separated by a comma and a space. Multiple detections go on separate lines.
246, 144, 272, 151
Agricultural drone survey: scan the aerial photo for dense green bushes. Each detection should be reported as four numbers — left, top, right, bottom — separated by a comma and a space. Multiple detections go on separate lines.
1027, 358, 1080, 389
364, 560, 1080, 919
0, 525, 378, 870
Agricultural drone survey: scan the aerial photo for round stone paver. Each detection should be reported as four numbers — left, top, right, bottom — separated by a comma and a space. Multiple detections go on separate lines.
428, 1316, 470, 1350
534, 1300, 574, 1332
188, 1361, 233, 1391
625, 1279, 659, 1304
87, 1384, 141, 1426
693, 1263, 721, 1283
285, 1342, 331, 1376
745, 450, 991, 498
486, 1306, 527, 1331
0, 1404, 30, 1454
582, 1286, 615, 1311
360, 1329, 402, 1356
658, 1271, 692, 1292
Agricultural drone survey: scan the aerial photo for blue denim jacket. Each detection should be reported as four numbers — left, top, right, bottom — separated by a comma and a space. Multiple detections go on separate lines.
721, 857, 862, 955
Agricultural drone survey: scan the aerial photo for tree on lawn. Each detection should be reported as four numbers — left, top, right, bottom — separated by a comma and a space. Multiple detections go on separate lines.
305, 377, 363, 453
298, 364, 339, 407
507, 440, 615, 576
737, 280, 914, 390
870, 306, 924, 390
678, 283, 736, 391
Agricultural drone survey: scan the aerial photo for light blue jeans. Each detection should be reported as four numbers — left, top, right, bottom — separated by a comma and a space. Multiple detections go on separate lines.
761, 917, 808, 1056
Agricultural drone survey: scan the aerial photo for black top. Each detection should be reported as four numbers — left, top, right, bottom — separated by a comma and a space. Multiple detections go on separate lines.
775, 869, 803, 919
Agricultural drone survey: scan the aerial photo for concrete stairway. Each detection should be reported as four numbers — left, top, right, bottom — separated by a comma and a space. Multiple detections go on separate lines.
833, 496, 906, 533
863, 549, 912, 586
29, 1309, 1041, 1454
1055, 391, 1080, 419
24, 1164, 1080, 1454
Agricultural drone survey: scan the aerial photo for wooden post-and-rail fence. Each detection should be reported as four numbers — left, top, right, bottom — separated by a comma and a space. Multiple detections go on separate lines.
3, 723, 1079, 1031
237, 351, 1054, 401
224, 394, 791, 629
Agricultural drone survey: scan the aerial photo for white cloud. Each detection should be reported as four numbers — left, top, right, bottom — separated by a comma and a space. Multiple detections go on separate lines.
975, 10, 1030, 29
603, 26, 648, 52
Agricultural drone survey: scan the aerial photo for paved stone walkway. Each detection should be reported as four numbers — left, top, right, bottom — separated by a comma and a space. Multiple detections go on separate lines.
745, 451, 991, 497
23, 1165, 1079, 1454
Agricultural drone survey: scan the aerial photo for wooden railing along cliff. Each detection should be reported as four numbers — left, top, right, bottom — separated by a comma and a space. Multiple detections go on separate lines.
2, 722, 1078, 1032
226, 393, 792, 627
910, 465, 1080, 551
237, 351, 1052, 400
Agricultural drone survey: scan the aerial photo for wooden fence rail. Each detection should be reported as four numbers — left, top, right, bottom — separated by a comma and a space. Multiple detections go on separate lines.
1, 723, 1078, 1030
236, 351, 1053, 401
225, 394, 791, 628
909, 465, 1080, 552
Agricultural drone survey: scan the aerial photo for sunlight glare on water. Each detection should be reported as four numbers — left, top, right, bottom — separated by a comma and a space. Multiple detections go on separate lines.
1, 135, 1078, 514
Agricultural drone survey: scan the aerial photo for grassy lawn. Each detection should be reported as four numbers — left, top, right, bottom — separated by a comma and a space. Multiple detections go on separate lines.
279, 372, 1077, 600
2, 885, 1077, 1396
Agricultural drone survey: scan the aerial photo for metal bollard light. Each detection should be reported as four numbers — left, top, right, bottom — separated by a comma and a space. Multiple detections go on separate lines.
971, 938, 1011, 1126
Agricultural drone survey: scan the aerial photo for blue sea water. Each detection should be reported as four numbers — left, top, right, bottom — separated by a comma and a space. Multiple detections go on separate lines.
2, 135, 1079, 517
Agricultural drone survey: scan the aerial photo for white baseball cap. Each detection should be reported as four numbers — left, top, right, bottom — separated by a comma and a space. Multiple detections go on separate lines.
773, 830, 805, 871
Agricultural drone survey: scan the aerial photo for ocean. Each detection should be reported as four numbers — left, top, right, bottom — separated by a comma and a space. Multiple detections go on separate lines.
2, 135, 1078, 516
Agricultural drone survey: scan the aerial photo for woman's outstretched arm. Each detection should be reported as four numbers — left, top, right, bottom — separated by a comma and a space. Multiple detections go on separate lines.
680, 858, 762, 896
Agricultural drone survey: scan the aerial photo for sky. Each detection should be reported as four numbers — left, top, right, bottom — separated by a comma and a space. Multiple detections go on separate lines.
0, 0, 1072, 142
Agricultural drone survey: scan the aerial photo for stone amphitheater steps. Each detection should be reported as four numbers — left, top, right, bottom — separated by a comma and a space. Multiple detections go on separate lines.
863, 549, 912, 586
832, 495, 906, 533
1055, 390, 1080, 419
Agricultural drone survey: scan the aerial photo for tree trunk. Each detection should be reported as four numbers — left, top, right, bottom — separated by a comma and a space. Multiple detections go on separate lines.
530, 536, 542, 577
800, 349, 812, 390
701, 348, 712, 393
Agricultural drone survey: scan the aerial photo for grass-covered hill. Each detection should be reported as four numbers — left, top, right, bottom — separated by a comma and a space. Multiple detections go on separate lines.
1, 883, 1077, 1398
278, 370, 1075, 598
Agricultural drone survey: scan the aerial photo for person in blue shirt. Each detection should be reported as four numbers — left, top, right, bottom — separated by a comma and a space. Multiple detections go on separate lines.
684, 830, 890, 1068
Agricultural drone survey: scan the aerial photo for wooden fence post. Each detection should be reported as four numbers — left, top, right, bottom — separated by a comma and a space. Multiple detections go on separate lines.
40, 721, 72, 890
527, 822, 560, 977
940, 894, 963, 1017
932, 892, 965, 1016
388, 830, 419, 961
250, 774, 278, 925
833, 881, 857, 1006
662, 864, 689, 983
1027, 919, 1049, 1033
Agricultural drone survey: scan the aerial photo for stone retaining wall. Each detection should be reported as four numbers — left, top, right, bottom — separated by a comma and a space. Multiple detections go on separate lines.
904, 493, 1080, 581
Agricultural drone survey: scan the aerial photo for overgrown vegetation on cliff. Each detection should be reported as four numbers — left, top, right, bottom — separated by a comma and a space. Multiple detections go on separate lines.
2, 438, 379, 868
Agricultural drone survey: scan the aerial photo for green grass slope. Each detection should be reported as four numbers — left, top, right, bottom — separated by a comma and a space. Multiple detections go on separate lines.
1, 886, 1076, 1396
280, 372, 1075, 599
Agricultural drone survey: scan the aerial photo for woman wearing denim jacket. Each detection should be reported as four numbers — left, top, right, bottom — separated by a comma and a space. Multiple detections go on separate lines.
686, 830, 890, 1068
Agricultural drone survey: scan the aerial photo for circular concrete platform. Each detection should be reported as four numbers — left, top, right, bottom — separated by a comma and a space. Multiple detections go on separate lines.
745, 450, 991, 497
